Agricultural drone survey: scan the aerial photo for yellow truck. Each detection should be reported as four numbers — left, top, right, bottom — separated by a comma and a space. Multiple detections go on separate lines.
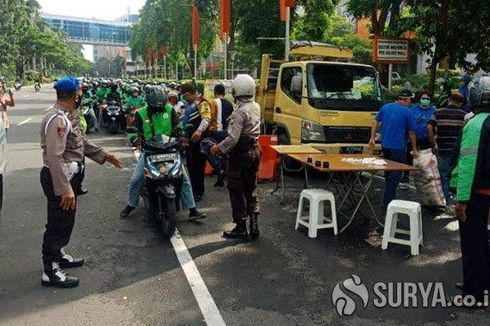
257, 41, 384, 154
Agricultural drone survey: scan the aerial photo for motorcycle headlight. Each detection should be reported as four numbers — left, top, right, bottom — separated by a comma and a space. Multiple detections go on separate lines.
302, 120, 326, 142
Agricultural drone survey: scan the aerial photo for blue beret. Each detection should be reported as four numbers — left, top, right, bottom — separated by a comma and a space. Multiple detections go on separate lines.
54, 76, 80, 91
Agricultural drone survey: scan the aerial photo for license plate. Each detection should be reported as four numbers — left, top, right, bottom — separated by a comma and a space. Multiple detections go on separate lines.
148, 153, 177, 163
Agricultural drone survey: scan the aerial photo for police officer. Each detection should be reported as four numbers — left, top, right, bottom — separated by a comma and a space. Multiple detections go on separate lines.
210, 74, 261, 240
451, 75, 490, 307
40, 77, 122, 288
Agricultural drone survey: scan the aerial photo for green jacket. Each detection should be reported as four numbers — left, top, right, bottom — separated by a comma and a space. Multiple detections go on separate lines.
134, 104, 182, 141
451, 112, 490, 201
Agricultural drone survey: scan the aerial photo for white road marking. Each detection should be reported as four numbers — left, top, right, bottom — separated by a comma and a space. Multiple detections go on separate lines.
17, 118, 33, 126
170, 230, 227, 326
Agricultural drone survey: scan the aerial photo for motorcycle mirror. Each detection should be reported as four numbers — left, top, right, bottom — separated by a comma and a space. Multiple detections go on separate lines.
126, 126, 138, 134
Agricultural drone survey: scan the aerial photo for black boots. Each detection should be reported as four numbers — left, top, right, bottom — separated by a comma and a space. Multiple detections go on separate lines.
214, 172, 226, 187
223, 223, 248, 240
41, 261, 79, 288
223, 214, 260, 241
249, 213, 259, 240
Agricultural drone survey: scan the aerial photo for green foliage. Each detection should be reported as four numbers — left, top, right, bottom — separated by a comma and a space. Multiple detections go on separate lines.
394, 69, 462, 91
292, 0, 335, 42
129, 0, 218, 76
0, 0, 89, 80
403, 0, 490, 90
90, 57, 126, 77
346, 0, 404, 36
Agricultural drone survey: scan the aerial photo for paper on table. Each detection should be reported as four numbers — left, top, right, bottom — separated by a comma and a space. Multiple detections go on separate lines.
341, 157, 387, 166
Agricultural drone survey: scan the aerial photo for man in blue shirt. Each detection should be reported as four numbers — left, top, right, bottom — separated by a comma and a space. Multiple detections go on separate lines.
369, 89, 418, 207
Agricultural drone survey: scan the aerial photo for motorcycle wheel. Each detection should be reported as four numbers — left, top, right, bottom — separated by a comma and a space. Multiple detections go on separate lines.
108, 121, 118, 134
160, 195, 176, 238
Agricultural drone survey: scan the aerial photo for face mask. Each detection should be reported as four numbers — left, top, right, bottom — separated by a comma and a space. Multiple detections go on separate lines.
420, 98, 431, 107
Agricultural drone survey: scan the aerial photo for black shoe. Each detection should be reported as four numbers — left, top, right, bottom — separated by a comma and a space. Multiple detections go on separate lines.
77, 188, 88, 196
214, 173, 226, 187
59, 253, 84, 268
455, 282, 464, 291
120, 205, 135, 218
189, 210, 207, 220
194, 194, 202, 202
95, 128, 99, 132
223, 225, 248, 240
249, 213, 260, 240
41, 262, 79, 288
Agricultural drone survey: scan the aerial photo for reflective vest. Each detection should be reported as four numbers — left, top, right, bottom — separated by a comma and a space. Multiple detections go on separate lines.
451, 112, 490, 201
138, 105, 174, 141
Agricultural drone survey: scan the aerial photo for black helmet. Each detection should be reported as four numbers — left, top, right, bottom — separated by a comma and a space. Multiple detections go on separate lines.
145, 86, 167, 109
468, 75, 490, 109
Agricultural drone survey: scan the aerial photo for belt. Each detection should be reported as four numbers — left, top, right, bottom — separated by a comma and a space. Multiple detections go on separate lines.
44, 161, 85, 180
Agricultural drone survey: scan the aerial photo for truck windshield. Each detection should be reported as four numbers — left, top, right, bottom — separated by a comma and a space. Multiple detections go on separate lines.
307, 63, 383, 110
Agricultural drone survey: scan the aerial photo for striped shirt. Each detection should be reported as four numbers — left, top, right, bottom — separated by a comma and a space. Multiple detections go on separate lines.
429, 105, 466, 156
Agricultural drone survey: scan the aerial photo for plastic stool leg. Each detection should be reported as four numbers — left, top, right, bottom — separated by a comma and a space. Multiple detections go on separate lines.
295, 196, 304, 230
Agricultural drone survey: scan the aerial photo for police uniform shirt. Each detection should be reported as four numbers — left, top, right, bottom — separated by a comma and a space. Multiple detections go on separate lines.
218, 100, 260, 154
41, 103, 107, 196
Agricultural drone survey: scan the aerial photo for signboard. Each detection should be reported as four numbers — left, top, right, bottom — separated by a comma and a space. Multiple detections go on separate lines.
372, 37, 409, 64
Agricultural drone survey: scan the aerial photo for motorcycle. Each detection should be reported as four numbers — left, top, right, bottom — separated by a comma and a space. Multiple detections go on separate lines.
14, 82, 22, 91
127, 127, 183, 237
103, 100, 126, 134
80, 98, 95, 133
34, 82, 41, 93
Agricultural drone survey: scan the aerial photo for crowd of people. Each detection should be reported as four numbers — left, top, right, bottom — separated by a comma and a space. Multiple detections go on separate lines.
38, 74, 261, 289
369, 74, 490, 306
2, 71, 488, 308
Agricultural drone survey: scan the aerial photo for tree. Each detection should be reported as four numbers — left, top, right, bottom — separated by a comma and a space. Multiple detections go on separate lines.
0, 0, 89, 80
346, 0, 404, 37
404, 0, 490, 92
129, 0, 219, 78
292, 0, 336, 42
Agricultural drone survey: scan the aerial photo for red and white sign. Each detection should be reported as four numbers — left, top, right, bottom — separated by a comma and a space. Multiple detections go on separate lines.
372, 37, 409, 64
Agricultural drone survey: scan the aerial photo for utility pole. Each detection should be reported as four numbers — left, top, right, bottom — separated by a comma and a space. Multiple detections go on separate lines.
285, 6, 290, 61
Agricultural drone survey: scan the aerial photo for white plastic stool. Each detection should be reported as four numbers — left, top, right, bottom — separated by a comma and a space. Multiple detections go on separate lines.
295, 189, 338, 238
381, 200, 423, 255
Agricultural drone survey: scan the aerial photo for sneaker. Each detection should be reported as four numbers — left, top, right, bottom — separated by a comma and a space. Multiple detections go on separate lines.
120, 205, 135, 218
59, 250, 84, 268
189, 210, 207, 220
41, 262, 79, 288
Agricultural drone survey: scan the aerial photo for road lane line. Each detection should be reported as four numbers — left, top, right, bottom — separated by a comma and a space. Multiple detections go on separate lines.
17, 118, 33, 126
170, 230, 227, 326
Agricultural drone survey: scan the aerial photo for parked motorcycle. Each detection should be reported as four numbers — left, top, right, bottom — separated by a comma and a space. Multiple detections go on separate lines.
104, 100, 126, 134
127, 127, 183, 237
14, 81, 22, 91
34, 82, 41, 93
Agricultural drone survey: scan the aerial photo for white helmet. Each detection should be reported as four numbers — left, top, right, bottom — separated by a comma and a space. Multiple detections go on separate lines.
168, 91, 179, 99
232, 74, 255, 98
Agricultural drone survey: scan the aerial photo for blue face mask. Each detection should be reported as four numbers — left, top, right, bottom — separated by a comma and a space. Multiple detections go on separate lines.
420, 98, 431, 107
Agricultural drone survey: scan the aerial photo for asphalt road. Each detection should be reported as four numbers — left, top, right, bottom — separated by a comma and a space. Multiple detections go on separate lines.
0, 85, 488, 326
